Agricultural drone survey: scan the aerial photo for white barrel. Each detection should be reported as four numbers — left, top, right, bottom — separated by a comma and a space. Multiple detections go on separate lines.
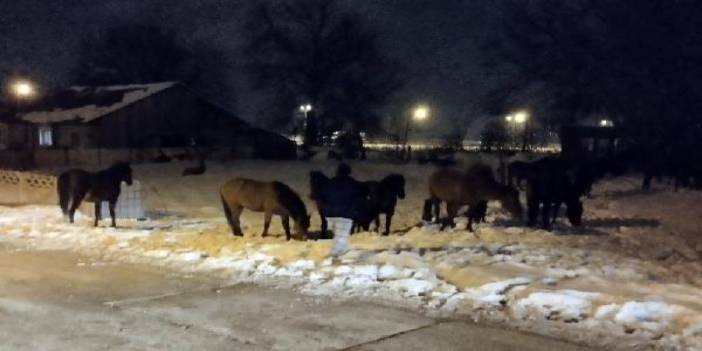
100, 180, 146, 220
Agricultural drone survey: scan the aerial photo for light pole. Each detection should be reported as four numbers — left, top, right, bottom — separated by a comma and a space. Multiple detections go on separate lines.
513, 110, 529, 151
403, 105, 429, 159
299, 103, 313, 145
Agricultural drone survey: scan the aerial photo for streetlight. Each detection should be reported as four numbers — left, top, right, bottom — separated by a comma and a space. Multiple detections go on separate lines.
402, 105, 430, 159
505, 110, 530, 151
413, 105, 429, 122
11, 80, 35, 99
513, 110, 529, 124
599, 119, 613, 127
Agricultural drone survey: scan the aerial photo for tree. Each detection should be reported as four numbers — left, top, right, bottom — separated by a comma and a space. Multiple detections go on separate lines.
243, 0, 403, 145
480, 119, 510, 152
487, 0, 702, 160
71, 24, 234, 109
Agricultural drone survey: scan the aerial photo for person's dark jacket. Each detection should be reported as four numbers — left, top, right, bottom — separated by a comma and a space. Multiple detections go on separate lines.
318, 174, 367, 219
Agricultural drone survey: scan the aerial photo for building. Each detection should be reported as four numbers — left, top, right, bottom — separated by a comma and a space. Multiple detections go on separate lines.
0, 82, 295, 167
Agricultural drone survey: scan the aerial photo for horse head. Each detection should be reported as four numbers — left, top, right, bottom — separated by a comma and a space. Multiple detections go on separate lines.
295, 214, 311, 238
384, 174, 405, 199
112, 162, 133, 186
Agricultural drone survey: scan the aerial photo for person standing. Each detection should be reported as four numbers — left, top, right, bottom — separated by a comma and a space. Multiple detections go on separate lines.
318, 163, 365, 257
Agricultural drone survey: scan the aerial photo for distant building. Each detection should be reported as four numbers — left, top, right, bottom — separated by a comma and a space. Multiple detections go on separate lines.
0, 82, 295, 167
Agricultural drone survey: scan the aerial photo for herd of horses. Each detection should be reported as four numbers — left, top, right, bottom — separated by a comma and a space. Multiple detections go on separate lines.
55, 155, 599, 239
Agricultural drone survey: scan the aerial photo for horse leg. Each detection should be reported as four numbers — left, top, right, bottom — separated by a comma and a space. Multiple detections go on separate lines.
262, 211, 272, 237
432, 198, 441, 223
281, 215, 291, 241
384, 211, 393, 236
541, 201, 552, 230
109, 200, 117, 228
374, 215, 381, 233
527, 196, 539, 227
94, 202, 101, 227
231, 206, 244, 236
446, 202, 458, 230
320, 213, 328, 238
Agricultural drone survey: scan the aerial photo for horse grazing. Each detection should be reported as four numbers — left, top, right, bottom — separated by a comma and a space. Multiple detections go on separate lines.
523, 157, 583, 229
428, 165, 522, 231
355, 174, 406, 235
220, 178, 310, 240
57, 162, 133, 227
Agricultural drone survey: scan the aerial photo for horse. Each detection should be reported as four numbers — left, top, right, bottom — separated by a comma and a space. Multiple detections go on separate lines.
57, 162, 133, 227
428, 165, 522, 232
354, 174, 406, 235
522, 157, 584, 229
220, 178, 310, 240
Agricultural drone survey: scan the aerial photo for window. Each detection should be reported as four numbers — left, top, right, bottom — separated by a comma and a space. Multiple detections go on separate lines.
38, 125, 53, 146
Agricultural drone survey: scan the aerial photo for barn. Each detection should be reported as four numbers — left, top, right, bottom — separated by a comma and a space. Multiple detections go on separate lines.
0, 82, 295, 167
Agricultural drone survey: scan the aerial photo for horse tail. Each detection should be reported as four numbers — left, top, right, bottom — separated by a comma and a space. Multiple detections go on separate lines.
57, 173, 71, 216
220, 193, 235, 233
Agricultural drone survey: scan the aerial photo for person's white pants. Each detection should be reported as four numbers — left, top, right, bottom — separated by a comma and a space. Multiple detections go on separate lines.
327, 217, 353, 257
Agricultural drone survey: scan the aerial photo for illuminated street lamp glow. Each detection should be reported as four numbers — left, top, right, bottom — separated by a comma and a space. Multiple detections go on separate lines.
299, 104, 312, 113
513, 110, 529, 124
600, 119, 613, 127
12, 80, 34, 98
413, 105, 429, 121
505, 115, 513, 122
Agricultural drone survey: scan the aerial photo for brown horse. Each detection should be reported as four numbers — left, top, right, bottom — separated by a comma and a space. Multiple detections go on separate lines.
220, 178, 310, 240
428, 166, 522, 231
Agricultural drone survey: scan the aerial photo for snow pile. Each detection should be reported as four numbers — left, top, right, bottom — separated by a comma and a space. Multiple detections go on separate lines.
513, 290, 599, 322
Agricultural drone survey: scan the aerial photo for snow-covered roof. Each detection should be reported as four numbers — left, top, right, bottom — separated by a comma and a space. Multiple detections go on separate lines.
18, 82, 178, 124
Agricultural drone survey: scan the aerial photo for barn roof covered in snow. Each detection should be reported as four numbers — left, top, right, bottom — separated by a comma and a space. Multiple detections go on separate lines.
17, 82, 178, 124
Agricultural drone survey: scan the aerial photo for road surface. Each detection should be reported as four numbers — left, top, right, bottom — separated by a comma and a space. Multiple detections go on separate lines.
0, 244, 594, 350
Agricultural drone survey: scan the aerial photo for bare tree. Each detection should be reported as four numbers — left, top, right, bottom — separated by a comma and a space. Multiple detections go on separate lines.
243, 0, 403, 145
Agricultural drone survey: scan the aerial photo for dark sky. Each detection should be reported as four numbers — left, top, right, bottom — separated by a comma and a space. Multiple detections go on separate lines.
0, 0, 508, 136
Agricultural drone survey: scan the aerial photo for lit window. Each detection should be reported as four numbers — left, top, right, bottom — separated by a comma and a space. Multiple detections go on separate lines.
38, 125, 53, 146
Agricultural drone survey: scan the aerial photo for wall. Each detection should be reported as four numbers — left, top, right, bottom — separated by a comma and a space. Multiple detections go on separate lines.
0, 169, 57, 205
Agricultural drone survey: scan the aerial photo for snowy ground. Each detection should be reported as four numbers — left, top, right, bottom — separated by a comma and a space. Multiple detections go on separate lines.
1, 159, 702, 350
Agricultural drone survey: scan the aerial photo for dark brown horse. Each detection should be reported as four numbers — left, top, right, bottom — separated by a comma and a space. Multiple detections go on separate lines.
220, 178, 310, 240
57, 162, 133, 227
428, 166, 522, 231
354, 174, 405, 235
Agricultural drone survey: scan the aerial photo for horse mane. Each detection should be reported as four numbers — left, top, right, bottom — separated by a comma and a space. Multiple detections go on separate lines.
309, 171, 330, 200
272, 181, 307, 219
466, 163, 496, 183
380, 174, 405, 195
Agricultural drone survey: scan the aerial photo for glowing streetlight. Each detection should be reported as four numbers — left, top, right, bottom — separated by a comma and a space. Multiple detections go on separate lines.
513, 110, 529, 124
12, 80, 35, 98
299, 104, 312, 113
599, 119, 613, 127
505, 115, 513, 122
413, 105, 429, 122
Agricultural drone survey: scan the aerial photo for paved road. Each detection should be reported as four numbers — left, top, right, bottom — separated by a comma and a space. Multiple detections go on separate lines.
0, 245, 594, 350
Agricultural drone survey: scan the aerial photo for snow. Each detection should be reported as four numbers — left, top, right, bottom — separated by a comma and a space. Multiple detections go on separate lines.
514, 290, 599, 322
20, 82, 177, 124
1, 160, 702, 349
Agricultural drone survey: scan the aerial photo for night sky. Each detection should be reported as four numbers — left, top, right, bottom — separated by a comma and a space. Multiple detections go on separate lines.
0, 0, 507, 136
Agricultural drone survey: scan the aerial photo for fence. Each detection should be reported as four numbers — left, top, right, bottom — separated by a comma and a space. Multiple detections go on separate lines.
0, 169, 57, 205
0, 169, 145, 220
